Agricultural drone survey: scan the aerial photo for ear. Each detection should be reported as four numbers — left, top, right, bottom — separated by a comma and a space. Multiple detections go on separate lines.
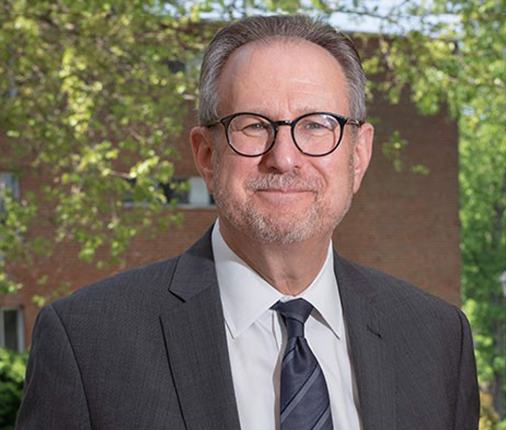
352, 122, 374, 194
190, 126, 217, 194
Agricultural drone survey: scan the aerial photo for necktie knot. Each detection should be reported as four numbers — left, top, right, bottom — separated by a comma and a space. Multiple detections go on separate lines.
272, 298, 313, 339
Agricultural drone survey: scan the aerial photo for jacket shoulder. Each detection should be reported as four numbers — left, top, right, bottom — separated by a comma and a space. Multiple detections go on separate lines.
51, 255, 181, 316
336, 256, 463, 322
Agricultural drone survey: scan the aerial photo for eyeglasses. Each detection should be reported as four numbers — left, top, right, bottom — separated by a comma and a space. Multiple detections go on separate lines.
206, 112, 363, 157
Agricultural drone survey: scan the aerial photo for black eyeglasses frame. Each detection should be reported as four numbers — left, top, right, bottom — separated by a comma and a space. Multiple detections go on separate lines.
206, 111, 364, 158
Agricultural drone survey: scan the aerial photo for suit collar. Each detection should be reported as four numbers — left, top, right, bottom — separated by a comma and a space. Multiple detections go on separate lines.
334, 253, 396, 430
168, 227, 218, 301
161, 227, 241, 430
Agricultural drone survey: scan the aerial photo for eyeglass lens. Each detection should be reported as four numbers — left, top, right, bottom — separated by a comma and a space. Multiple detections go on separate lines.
226, 113, 342, 156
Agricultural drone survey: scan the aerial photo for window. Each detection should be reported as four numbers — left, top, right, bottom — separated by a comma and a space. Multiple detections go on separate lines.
0, 307, 25, 352
0, 172, 19, 215
124, 176, 214, 208
167, 60, 186, 74
162, 176, 214, 207
188, 176, 214, 206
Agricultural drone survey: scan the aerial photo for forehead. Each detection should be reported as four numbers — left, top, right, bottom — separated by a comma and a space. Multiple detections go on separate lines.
217, 38, 349, 117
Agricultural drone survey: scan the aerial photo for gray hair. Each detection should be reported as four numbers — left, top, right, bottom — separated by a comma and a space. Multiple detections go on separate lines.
198, 15, 366, 126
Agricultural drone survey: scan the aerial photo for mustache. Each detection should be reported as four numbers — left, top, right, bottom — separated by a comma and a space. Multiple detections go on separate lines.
245, 172, 323, 192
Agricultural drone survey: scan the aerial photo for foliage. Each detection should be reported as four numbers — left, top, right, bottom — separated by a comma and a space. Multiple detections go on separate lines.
0, 347, 27, 429
0, 0, 208, 299
461, 103, 506, 415
480, 392, 506, 430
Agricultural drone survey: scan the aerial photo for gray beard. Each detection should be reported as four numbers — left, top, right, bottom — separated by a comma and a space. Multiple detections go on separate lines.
212, 156, 355, 244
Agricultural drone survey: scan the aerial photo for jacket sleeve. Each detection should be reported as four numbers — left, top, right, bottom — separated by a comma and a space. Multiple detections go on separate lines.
16, 304, 92, 430
453, 308, 480, 430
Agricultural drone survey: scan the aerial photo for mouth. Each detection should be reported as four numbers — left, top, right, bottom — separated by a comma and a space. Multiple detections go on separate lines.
254, 188, 316, 204
245, 173, 322, 199
256, 188, 311, 193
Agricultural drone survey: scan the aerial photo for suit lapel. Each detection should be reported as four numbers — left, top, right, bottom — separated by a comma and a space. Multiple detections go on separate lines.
334, 254, 396, 430
160, 231, 241, 430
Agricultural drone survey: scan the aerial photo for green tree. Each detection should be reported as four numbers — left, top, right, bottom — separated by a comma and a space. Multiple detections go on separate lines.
0, 347, 27, 429
0, 0, 209, 299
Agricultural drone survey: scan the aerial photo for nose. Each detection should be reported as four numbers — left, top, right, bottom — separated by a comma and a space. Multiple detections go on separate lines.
262, 125, 303, 172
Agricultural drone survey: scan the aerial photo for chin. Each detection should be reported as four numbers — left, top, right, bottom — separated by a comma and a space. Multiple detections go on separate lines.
227, 205, 326, 244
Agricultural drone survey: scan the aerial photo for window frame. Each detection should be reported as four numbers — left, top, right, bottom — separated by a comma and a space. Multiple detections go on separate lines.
0, 306, 25, 352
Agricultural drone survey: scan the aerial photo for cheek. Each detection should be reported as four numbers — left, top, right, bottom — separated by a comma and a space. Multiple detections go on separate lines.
319, 158, 353, 197
215, 156, 253, 193
314, 158, 342, 186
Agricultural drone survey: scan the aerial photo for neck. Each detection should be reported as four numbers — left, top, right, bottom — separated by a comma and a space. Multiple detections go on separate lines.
218, 220, 331, 296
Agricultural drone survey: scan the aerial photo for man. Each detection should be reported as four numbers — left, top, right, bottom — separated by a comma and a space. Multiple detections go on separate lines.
17, 15, 479, 430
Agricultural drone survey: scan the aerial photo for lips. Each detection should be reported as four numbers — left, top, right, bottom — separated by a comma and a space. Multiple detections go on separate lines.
257, 188, 311, 193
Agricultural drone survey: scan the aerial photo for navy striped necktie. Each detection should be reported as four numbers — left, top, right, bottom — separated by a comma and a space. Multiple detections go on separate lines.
272, 298, 333, 430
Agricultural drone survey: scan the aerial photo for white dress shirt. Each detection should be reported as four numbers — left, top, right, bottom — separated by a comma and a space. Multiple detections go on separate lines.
212, 221, 362, 430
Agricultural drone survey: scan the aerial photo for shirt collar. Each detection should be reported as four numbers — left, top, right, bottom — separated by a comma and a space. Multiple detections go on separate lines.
212, 220, 343, 340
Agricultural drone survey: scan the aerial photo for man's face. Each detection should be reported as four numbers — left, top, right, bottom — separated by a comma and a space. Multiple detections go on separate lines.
192, 39, 373, 245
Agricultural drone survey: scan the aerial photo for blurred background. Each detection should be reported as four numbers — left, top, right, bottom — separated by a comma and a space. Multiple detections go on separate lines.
0, 0, 504, 428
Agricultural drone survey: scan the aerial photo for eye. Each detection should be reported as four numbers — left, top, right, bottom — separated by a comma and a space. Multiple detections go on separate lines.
242, 122, 268, 131
297, 115, 338, 136
304, 122, 327, 130
231, 116, 272, 137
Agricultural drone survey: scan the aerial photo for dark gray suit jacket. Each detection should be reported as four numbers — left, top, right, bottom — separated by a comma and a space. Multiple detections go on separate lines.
16, 229, 479, 429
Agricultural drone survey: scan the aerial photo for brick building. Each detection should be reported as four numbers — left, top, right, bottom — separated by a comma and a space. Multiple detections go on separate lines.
0, 58, 460, 352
